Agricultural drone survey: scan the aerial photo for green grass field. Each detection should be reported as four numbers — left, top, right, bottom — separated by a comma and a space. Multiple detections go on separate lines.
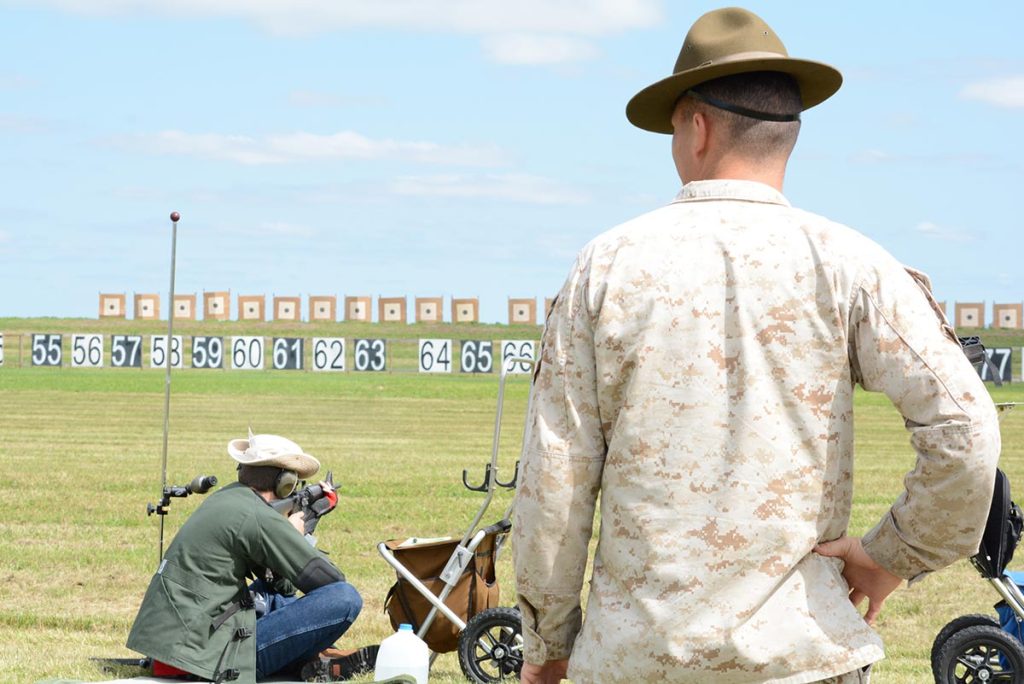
2, 318, 1024, 683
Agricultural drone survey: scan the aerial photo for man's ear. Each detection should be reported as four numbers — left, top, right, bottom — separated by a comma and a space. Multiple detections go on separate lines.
691, 110, 709, 159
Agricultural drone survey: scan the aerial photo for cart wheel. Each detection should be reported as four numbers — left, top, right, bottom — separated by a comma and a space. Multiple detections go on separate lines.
931, 614, 1001, 681
937, 623, 1024, 683
458, 606, 523, 683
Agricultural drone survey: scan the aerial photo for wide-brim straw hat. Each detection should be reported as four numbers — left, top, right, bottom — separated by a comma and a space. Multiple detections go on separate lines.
626, 7, 843, 134
228, 429, 320, 479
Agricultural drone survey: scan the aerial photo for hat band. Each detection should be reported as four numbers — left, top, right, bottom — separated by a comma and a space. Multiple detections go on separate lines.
693, 50, 790, 67
686, 90, 800, 122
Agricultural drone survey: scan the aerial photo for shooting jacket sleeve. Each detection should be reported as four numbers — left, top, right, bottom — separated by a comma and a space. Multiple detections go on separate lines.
514, 252, 606, 663
241, 503, 341, 593
851, 261, 1001, 581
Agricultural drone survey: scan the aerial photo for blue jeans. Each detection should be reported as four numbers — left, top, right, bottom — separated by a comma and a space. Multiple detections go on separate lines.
252, 580, 363, 679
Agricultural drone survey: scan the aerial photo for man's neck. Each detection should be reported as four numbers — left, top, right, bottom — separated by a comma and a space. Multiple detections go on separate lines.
688, 155, 787, 192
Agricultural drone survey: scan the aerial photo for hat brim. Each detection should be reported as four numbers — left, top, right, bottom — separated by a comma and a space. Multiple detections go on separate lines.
228, 438, 321, 479
626, 56, 843, 134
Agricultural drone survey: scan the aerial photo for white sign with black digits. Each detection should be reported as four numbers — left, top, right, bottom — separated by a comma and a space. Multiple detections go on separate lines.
111, 335, 143, 368
980, 348, 1013, 383
31, 334, 62, 367
151, 335, 183, 369
353, 338, 386, 372
192, 336, 224, 369
460, 340, 493, 374
273, 338, 304, 370
312, 338, 345, 372
0, 333, 4, 367
71, 334, 104, 368
418, 339, 452, 373
231, 336, 265, 370
501, 340, 536, 374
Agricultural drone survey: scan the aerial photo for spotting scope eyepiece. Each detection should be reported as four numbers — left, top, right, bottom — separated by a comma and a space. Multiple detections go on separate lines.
187, 474, 218, 494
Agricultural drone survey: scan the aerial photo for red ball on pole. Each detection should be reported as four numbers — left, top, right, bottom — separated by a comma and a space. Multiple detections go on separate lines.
170, 211, 180, 222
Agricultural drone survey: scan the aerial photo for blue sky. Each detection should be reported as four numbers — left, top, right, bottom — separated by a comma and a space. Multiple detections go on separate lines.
1, 1, 1022, 323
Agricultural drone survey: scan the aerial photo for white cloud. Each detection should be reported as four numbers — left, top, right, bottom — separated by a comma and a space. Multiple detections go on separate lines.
914, 221, 977, 243
0, 114, 50, 133
107, 130, 506, 167
391, 173, 589, 205
21, 0, 659, 34
287, 90, 387, 109
959, 76, 1024, 109
482, 34, 599, 65
850, 149, 893, 164
0, 73, 35, 90
226, 221, 316, 238
12, 0, 661, 63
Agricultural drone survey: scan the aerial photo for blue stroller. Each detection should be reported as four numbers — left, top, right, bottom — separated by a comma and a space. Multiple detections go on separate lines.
931, 404, 1024, 683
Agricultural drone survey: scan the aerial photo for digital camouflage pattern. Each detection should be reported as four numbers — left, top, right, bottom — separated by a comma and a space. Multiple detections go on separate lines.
513, 180, 1001, 683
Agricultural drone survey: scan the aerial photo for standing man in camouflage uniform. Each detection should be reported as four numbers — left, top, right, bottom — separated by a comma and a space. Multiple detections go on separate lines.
513, 7, 1000, 683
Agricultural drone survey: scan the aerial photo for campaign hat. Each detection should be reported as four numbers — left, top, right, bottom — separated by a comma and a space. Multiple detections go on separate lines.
626, 7, 842, 134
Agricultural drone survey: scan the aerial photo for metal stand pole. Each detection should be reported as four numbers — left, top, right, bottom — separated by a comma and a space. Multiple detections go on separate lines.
158, 211, 180, 565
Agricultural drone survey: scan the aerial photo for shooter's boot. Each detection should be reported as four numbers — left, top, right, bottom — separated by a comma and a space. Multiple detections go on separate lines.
300, 644, 380, 682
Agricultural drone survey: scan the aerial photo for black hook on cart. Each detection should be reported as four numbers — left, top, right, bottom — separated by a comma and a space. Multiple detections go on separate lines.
462, 464, 492, 493
494, 461, 519, 489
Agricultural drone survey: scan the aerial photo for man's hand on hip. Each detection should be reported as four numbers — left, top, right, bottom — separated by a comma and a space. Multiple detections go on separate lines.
521, 659, 569, 684
815, 535, 902, 625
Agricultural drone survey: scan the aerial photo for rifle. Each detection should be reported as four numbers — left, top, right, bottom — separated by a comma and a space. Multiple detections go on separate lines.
959, 335, 1003, 386
269, 471, 338, 537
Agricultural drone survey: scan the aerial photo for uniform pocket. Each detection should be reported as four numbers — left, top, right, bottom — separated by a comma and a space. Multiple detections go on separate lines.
156, 560, 217, 651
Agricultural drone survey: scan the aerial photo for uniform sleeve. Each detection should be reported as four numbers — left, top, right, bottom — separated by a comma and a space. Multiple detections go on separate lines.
242, 504, 340, 591
513, 252, 606, 663
851, 262, 1000, 580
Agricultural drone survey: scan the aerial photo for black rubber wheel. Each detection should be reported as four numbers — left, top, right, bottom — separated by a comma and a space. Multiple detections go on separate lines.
938, 623, 1024, 683
932, 614, 1001, 681
457, 606, 523, 683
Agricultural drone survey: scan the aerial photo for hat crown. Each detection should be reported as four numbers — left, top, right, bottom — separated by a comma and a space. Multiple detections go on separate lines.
246, 433, 302, 459
674, 7, 788, 75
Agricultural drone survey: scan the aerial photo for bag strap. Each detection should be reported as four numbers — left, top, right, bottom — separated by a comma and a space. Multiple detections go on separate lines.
959, 336, 1003, 386
393, 581, 421, 633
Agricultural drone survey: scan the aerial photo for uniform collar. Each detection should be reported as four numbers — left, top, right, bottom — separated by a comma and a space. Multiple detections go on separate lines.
672, 179, 791, 207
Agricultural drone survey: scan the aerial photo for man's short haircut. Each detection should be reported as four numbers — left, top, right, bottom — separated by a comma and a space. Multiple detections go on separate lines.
237, 464, 284, 493
686, 71, 802, 158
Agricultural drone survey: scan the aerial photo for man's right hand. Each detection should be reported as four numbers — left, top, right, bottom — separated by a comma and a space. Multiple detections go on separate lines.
521, 659, 569, 684
815, 535, 902, 625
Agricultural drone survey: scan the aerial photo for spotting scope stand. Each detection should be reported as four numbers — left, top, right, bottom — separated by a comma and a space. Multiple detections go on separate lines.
146, 474, 219, 517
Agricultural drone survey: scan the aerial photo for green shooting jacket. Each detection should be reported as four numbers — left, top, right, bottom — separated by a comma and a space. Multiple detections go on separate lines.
127, 482, 334, 683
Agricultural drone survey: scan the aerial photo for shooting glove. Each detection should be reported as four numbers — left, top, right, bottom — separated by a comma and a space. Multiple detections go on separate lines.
302, 488, 338, 536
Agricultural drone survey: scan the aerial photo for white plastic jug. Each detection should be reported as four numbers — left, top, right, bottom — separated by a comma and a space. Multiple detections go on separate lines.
374, 623, 430, 683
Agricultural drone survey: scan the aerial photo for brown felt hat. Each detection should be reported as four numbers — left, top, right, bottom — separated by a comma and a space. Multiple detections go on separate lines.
626, 7, 843, 134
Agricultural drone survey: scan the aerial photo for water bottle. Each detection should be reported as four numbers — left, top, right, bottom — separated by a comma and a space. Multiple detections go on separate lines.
373, 623, 429, 683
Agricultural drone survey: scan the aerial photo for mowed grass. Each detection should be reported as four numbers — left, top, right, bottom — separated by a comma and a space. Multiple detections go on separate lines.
2, 365, 1024, 683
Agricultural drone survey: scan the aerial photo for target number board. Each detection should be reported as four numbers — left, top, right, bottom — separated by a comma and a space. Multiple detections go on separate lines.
418, 339, 452, 373
231, 337, 264, 370
354, 339, 386, 372
14, 334, 542, 375
151, 335, 184, 369
980, 348, 1013, 383
191, 336, 223, 369
71, 334, 104, 368
111, 335, 143, 368
32, 334, 62, 366
460, 340, 493, 374
273, 338, 304, 370
501, 340, 536, 374
313, 338, 346, 372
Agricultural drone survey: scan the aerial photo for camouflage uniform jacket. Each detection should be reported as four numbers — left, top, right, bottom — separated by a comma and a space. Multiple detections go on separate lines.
513, 180, 1001, 683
